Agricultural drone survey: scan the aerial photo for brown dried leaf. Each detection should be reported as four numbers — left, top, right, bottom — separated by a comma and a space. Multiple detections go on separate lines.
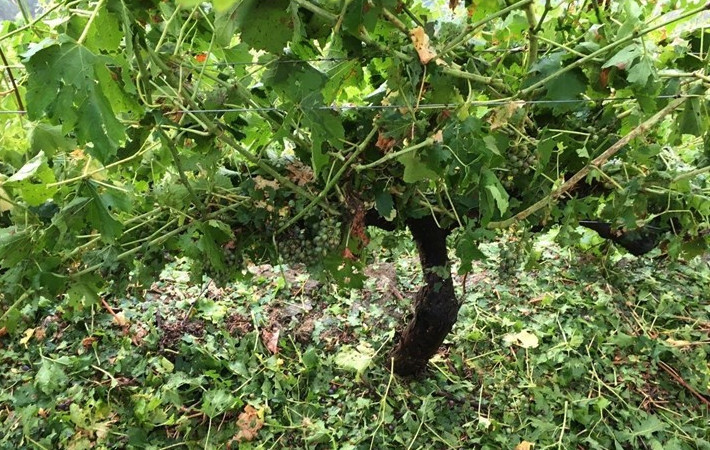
410, 27, 437, 64
254, 176, 280, 191
34, 327, 46, 341
70, 149, 86, 160
343, 248, 356, 260
113, 312, 129, 328
285, 161, 314, 186
515, 441, 534, 450
235, 405, 264, 443
0, 326, 7, 338
131, 325, 148, 346
375, 132, 397, 152
81, 336, 98, 348
489, 101, 525, 130
432, 130, 444, 143
261, 328, 280, 354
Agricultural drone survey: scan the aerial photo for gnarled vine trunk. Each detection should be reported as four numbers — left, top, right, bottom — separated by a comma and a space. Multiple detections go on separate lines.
390, 217, 460, 376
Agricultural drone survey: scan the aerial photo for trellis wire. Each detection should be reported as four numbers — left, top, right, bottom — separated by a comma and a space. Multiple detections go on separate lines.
0, 94, 704, 116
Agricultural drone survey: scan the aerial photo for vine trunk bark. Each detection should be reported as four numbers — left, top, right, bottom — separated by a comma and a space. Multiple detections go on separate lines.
390, 217, 460, 376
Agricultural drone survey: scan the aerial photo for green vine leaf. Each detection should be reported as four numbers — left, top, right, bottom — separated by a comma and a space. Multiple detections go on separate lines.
234, 0, 292, 54
24, 38, 127, 163
375, 190, 397, 221
5, 151, 58, 207
83, 182, 124, 242
35, 359, 69, 395
399, 152, 439, 183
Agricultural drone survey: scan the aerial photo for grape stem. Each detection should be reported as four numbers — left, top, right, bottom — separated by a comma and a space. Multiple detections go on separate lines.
487, 93, 694, 229
276, 127, 378, 235
157, 128, 206, 216
354, 136, 436, 171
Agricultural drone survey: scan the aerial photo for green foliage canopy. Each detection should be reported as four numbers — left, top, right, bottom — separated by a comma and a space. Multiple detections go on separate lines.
1, 0, 709, 318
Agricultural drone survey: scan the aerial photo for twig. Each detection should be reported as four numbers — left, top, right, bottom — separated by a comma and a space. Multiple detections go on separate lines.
440, 67, 509, 93
100, 298, 122, 322
673, 164, 710, 183
142, 42, 333, 213
382, 8, 409, 36
533, 0, 552, 34
292, 0, 337, 21
0, 47, 24, 111
658, 361, 710, 407
487, 94, 693, 229
523, 2, 538, 70
354, 136, 436, 171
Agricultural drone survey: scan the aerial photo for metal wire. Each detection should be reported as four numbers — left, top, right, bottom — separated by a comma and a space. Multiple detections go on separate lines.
0, 94, 703, 116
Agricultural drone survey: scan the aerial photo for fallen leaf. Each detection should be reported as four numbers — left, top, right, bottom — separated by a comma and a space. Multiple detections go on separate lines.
515, 441, 535, 450
262, 328, 280, 354
0, 326, 7, 338
113, 312, 129, 328
234, 405, 264, 443
34, 327, 46, 340
335, 342, 375, 380
132, 325, 148, 346
81, 336, 98, 348
666, 338, 692, 348
19, 328, 35, 346
503, 330, 539, 349
410, 27, 437, 64
432, 130, 444, 143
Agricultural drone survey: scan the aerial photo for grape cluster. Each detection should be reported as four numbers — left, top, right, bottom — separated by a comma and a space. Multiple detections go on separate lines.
498, 238, 523, 276
202, 244, 241, 286
502, 144, 538, 190
278, 216, 341, 265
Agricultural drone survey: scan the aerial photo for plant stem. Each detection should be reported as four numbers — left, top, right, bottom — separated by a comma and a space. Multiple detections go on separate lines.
47, 141, 156, 187
292, 0, 337, 21
77, 0, 106, 45
487, 94, 692, 229
383, 8, 409, 35
276, 127, 378, 235
533, 0, 552, 34
0, 0, 72, 42
524, 2, 538, 70
157, 128, 206, 215
440, 67, 508, 93
0, 47, 24, 112
0, 291, 30, 323
69, 202, 246, 279
354, 136, 436, 171
673, 164, 710, 183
